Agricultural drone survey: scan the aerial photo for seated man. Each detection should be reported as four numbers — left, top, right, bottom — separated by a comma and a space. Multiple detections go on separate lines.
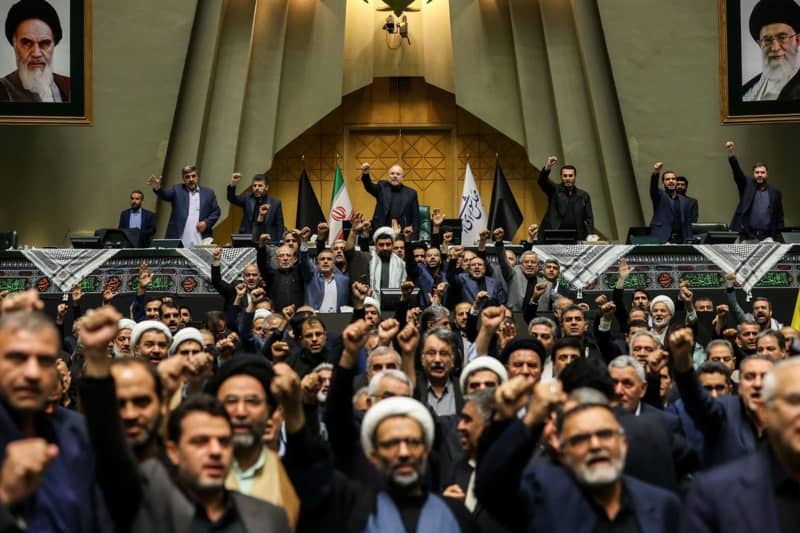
118, 190, 156, 247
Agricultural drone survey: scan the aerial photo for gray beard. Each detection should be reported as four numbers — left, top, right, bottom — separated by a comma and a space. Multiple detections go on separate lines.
112, 346, 132, 358
18, 62, 54, 100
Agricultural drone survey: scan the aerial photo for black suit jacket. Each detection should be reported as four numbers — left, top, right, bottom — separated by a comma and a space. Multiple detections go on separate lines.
118, 208, 156, 247
537, 168, 594, 240
228, 186, 285, 240
649, 172, 693, 243
361, 173, 420, 239
683, 447, 780, 533
684, 195, 699, 223
727, 156, 784, 239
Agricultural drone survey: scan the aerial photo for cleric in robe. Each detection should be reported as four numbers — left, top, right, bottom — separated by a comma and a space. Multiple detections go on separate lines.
0, 0, 70, 102
742, 0, 800, 101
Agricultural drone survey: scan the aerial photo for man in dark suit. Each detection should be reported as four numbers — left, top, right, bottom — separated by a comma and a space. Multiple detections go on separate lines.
670, 327, 774, 468
118, 189, 156, 247
649, 162, 693, 243
537, 155, 595, 241
682, 358, 800, 533
148, 165, 221, 247
77, 306, 291, 533
725, 140, 784, 241
475, 382, 681, 533
360, 162, 420, 240
676, 176, 699, 223
227, 172, 285, 241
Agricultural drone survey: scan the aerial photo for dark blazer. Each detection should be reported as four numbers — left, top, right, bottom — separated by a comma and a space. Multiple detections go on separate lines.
674, 366, 761, 468
682, 447, 779, 533
361, 173, 420, 239
685, 194, 699, 223
118, 208, 157, 247
78, 376, 290, 533
475, 419, 681, 533
537, 168, 594, 240
447, 263, 508, 308
649, 172, 693, 243
727, 156, 784, 239
228, 185, 285, 240
305, 263, 351, 312
154, 184, 221, 239
413, 371, 465, 416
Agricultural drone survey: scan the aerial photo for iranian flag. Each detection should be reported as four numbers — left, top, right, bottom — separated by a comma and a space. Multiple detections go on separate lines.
328, 164, 353, 247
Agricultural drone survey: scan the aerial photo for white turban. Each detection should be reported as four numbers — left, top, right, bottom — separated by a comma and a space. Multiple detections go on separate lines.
650, 295, 675, 316
360, 397, 434, 456
364, 297, 381, 313
118, 318, 137, 332
253, 309, 272, 323
459, 356, 508, 393
169, 327, 205, 355
373, 226, 396, 242
130, 320, 172, 349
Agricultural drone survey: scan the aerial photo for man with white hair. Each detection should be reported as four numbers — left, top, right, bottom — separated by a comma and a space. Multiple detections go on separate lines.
130, 320, 172, 366
360, 162, 420, 239
275, 360, 476, 531
742, 0, 800, 101
113, 318, 137, 358
0, 0, 70, 102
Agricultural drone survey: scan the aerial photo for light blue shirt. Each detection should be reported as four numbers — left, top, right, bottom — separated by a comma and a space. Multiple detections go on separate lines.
129, 210, 142, 229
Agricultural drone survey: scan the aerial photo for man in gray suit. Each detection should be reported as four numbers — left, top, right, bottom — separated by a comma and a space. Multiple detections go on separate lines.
77, 306, 290, 533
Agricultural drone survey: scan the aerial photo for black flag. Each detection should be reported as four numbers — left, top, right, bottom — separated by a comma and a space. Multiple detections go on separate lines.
487, 161, 523, 237
296, 169, 326, 230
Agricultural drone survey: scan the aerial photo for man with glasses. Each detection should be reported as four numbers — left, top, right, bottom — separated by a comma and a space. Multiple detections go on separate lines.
742, 0, 800, 101
413, 327, 463, 417
475, 380, 680, 532
204, 355, 300, 530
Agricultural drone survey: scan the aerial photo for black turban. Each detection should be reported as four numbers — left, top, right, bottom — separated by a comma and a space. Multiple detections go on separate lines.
204, 354, 276, 408
749, 0, 800, 42
5, 0, 62, 45
498, 336, 547, 366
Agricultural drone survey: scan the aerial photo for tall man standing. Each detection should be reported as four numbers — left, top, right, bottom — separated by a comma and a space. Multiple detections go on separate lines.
228, 172, 284, 240
676, 176, 699, 223
725, 140, 784, 241
538, 156, 594, 241
360, 162, 420, 240
148, 165, 221, 248
649, 162, 693, 243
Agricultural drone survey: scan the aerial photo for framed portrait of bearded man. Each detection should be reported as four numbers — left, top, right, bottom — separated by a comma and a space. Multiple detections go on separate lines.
0, 0, 91, 124
721, 0, 800, 123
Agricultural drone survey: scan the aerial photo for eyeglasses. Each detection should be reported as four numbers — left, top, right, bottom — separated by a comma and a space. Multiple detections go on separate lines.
376, 437, 425, 452
561, 428, 623, 449
759, 33, 798, 48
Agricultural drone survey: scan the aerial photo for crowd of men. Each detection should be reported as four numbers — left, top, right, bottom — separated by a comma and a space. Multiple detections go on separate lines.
3, 147, 800, 530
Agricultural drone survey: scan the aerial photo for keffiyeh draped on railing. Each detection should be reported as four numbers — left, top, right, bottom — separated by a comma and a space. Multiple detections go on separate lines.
21, 249, 121, 291
532, 244, 634, 299
694, 243, 793, 300
176, 248, 257, 283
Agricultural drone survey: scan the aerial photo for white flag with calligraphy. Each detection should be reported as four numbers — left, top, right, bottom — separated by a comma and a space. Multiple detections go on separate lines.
458, 163, 487, 245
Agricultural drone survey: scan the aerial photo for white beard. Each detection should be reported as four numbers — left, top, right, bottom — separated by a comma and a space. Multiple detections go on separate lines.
763, 46, 800, 83
18, 61, 54, 101
112, 346, 132, 358
570, 453, 626, 488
